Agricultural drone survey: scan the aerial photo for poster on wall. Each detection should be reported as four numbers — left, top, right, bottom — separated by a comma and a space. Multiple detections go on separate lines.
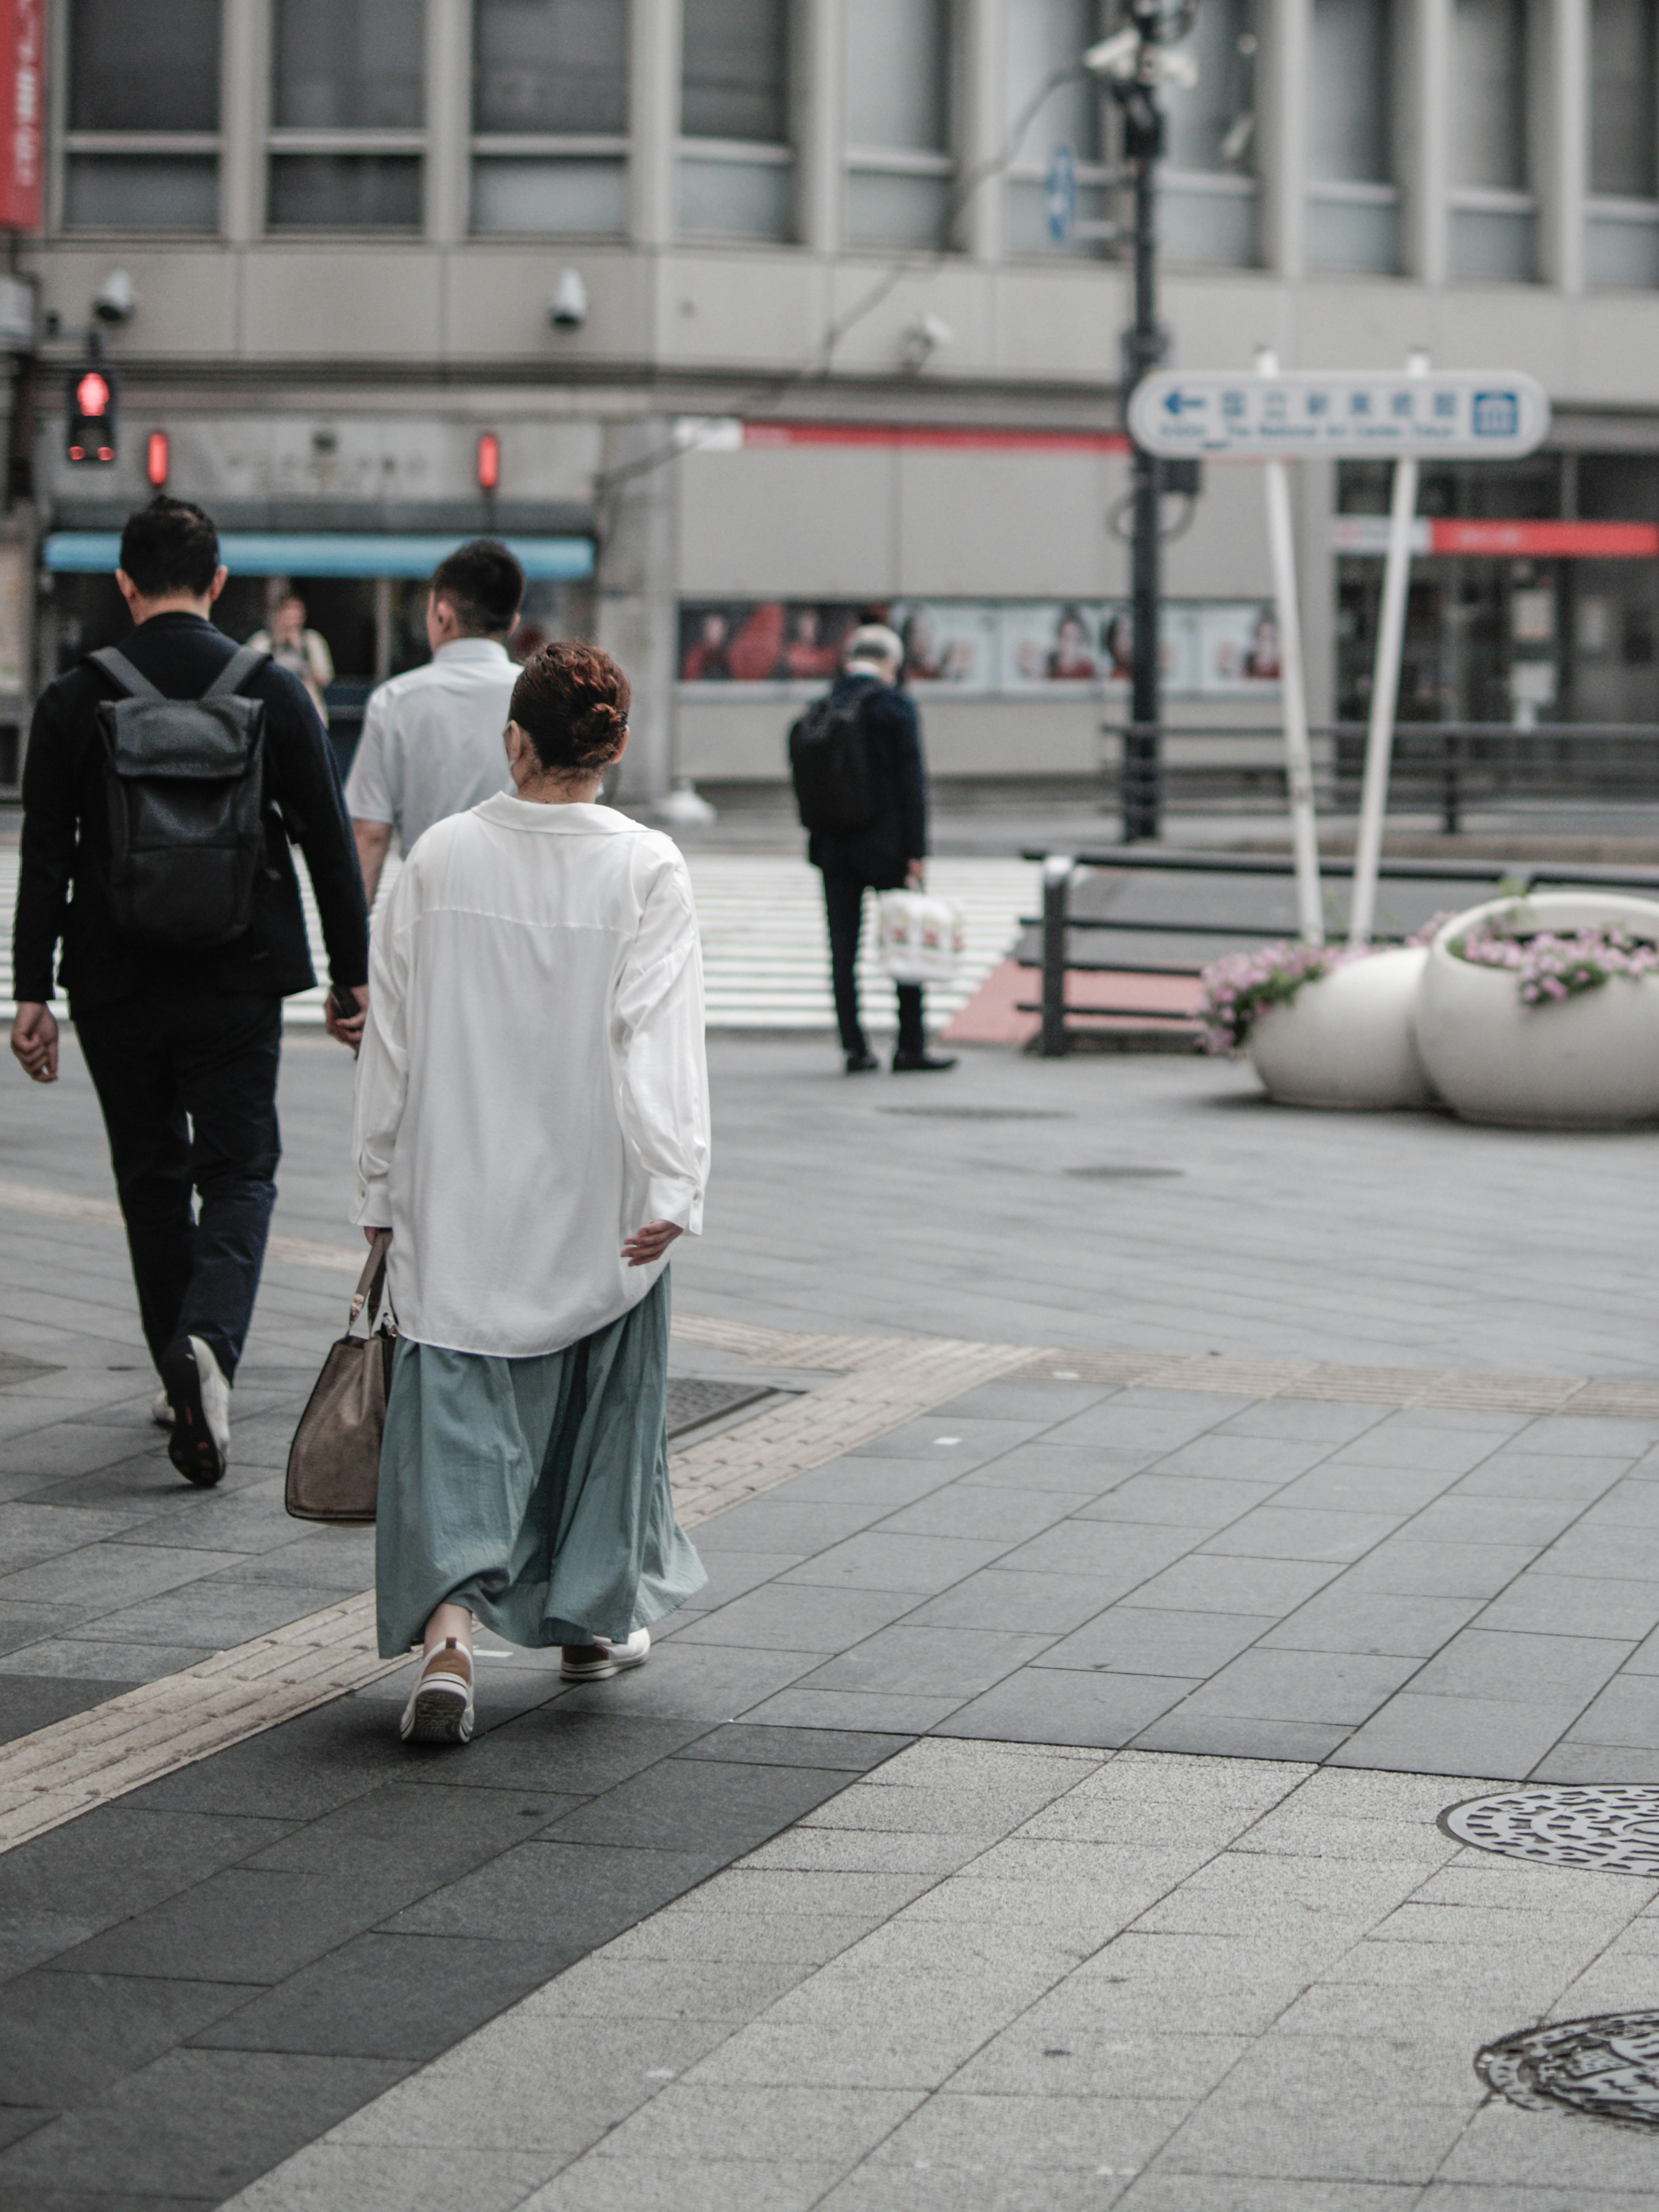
677, 601, 862, 683
1195, 601, 1282, 691
890, 601, 998, 687
676, 598, 1277, 696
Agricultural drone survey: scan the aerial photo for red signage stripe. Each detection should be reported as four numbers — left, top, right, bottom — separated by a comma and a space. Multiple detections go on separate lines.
1429, 518, 1659, 558
741, 422, 1131, 456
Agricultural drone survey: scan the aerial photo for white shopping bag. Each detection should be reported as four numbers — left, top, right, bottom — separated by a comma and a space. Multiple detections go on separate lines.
876, 890, 965, 985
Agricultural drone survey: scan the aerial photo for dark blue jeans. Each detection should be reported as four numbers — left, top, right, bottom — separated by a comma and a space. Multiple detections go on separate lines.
76, 993, 282, 1382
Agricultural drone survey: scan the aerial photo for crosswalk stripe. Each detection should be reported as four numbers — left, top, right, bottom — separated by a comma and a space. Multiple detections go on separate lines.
2, 842, 1036, 1034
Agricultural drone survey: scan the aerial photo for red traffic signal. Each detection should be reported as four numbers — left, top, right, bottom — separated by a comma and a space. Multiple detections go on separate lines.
146, 429, 169, 486
67, 365, 117, 464
477, 431, 500, 491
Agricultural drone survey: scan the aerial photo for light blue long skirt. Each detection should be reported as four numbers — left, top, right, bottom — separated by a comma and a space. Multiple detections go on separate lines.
374, 1272, 705, 1657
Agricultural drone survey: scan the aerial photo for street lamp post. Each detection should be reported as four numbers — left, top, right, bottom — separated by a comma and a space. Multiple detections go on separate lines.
1089, 1, 1198, 844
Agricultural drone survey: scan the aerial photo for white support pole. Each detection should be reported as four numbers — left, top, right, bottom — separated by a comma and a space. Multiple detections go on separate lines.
1349, 348, 1430, 946
1256, 348, 1322, 944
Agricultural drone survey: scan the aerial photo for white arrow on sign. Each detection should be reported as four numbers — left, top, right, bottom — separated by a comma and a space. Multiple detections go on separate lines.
1128, 369, 1550, 461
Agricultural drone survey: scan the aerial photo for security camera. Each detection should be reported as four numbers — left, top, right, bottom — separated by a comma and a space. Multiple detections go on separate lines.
903, 313, 953, 371
549, 269, 588, 329
92, 269, 136, 325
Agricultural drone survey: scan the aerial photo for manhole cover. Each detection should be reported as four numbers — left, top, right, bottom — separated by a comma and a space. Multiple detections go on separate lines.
1478, 2012, 1659, 2128
1441, 1786, 1659, 1877
1064, 1166, 1185, 1179
877, 1106, 1074, 1121
666, 1377, 775, 1441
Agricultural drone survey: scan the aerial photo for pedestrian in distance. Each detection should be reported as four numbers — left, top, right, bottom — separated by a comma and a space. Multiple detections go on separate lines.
249, 588, 334, 725
9, 496, 369, 1486
791, 621, 957, 1076
354, 642, 710, 1746
345, 538, 525, 907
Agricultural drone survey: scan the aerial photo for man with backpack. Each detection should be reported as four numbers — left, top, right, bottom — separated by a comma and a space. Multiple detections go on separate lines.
9, 497, 369, 1487
790, 623, 956, 1075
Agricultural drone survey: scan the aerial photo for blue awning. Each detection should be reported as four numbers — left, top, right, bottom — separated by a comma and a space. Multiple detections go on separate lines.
42, 531, 594, 581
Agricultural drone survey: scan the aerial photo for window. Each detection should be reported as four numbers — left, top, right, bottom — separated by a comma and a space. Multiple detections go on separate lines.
1449, 0, 1533, 279
472, 0, 629, 235
267, 0, 425, 230
1004, 0, 1109, 257
679, 0, 792, 240
63, 0, 220, 231
845, 0, 953, 247
1306, 0, 1398, 272
1588, 0, 1659, 285
1161, 0, 1256, 265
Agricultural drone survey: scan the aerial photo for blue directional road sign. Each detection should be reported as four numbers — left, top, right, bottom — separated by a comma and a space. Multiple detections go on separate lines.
1128, 369, 1550, 461
1045, 143, 1077, 245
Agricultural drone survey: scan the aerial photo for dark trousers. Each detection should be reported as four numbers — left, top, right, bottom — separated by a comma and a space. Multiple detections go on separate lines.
76, 993, 283, 1382
821, 872, 925, 1061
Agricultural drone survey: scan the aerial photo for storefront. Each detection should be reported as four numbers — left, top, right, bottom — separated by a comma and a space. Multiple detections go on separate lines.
38, 528, 594, 775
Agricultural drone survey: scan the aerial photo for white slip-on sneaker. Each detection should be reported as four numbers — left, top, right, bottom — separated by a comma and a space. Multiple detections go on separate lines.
160, 1335, 232, 1488
400, 1638, 475, 1744
560, 1627, 651, 1682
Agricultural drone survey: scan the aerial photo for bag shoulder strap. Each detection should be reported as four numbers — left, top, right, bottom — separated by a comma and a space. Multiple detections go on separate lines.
349, 1230, 395, 1334
203, 643, 267, 701
90, 646, 164, 702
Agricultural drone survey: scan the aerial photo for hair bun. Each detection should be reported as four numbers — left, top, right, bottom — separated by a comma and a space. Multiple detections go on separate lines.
508, 641, 632, 776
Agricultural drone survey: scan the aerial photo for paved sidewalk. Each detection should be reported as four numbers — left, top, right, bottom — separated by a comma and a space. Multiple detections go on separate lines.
4, 1031, 1659, 2206
230, 1738, 1659, 2212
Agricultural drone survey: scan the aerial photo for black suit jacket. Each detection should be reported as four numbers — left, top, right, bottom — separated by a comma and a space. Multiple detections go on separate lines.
13, 610, 369, 1014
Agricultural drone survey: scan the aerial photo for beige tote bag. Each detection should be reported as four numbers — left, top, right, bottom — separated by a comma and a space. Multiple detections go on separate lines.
284, 1230, 396, 1525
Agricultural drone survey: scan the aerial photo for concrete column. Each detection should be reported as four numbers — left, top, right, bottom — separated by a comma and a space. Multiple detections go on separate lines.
959, 0, 1006, 261
599, 418, 677, 806
631, 0, 681, 247
1259, 0, 1309, 279
1402, 0, 1451, 283
1537, 0, 1586, 292
220, 0, 267, 242
426, 0, 471, 244
797, 0, 845, 254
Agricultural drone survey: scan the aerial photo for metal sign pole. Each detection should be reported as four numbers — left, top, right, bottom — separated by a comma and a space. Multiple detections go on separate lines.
1348, 348, 1430, 947
1256, 348, 1322, 945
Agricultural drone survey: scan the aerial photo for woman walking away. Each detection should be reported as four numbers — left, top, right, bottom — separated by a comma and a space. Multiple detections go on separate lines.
354, 642, 710, 1745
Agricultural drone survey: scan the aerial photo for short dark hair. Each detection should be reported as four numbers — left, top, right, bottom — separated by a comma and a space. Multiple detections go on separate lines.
429, 538, 524, 635
119, 498, 220, 597
510, 642, 630, 775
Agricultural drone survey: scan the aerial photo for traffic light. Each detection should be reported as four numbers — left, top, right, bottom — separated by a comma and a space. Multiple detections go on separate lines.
67, 364, 117, 464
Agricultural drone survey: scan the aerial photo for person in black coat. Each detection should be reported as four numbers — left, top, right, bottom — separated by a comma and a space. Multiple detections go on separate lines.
9, 498, 369, 1487
807, 624, 955, 1075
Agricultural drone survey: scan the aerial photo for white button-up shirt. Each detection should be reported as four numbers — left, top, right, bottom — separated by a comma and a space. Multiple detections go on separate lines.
343, 637, 518, 856
353, 794, 710, 1357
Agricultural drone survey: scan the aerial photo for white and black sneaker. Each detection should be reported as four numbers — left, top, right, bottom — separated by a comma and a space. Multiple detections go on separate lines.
160, 1335, 231, 1487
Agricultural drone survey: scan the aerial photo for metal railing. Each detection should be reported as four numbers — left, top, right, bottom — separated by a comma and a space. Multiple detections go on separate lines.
1021, 845, 1659, 1058
1103, 721, 1659, 831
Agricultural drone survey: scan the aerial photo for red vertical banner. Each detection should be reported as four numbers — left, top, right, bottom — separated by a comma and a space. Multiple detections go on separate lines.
0, 0, 43, 233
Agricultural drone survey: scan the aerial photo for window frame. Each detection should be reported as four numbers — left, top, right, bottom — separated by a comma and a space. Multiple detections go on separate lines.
54, 0, 226, 235
263, 0, 429, 235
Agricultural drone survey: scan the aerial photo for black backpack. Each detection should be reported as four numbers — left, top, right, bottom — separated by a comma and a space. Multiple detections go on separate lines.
788, 689, 878, 833
92, 642, 270, 949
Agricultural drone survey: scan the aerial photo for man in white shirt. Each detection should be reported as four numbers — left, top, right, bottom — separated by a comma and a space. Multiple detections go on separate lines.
346, 539, 526, 904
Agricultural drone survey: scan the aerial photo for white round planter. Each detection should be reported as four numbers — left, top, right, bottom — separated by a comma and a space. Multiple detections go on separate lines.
1248, 947, 1434, 1110
1414, 891, 1659, 1128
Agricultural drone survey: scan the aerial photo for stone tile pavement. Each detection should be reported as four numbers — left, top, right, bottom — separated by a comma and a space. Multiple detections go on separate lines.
5, 1030, 1659, 2204
228, 1738, 1659, 2212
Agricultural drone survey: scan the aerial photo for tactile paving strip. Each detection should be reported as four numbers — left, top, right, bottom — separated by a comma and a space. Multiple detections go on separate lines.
1478, 2012, 1659, 2127
1441, 1786, 1659, 1877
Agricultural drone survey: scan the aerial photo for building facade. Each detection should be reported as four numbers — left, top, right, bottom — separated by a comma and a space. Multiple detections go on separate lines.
10, 0, 1659, 803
